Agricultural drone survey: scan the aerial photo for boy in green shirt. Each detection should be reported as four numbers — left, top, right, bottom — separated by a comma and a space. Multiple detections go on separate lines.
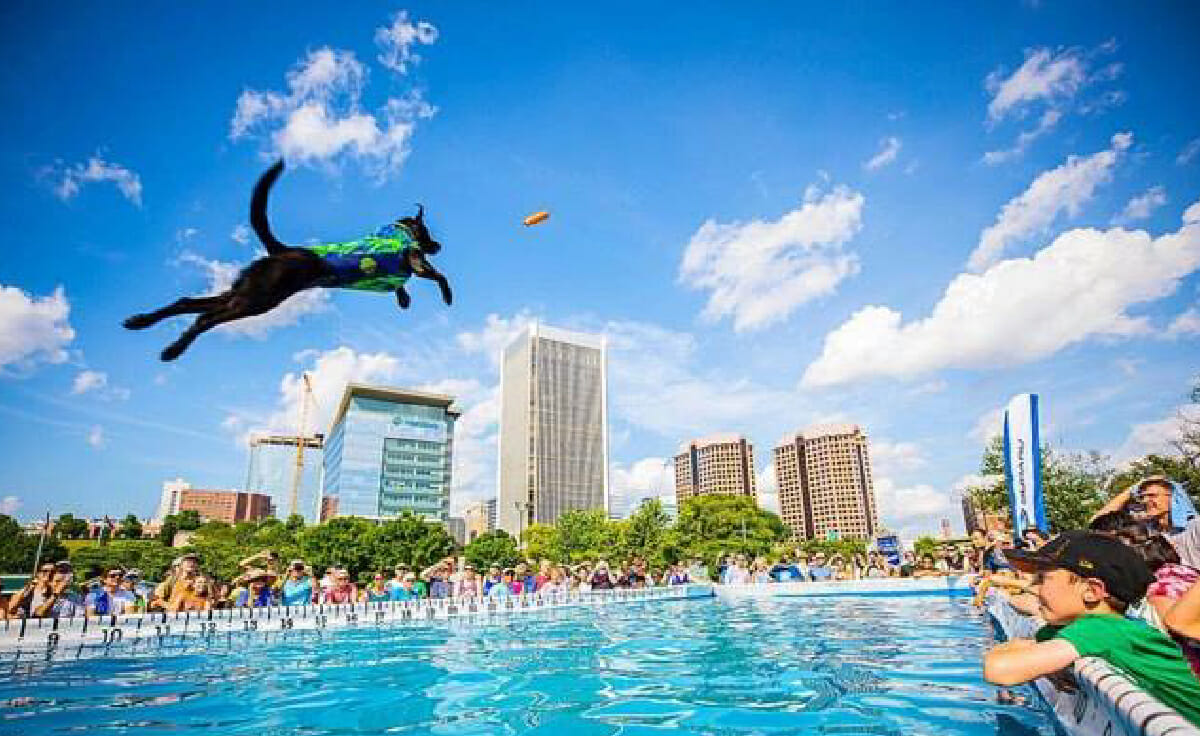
983, 531, 1200, 725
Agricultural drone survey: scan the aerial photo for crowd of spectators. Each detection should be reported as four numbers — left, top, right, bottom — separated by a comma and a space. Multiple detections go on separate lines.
980, 476, 1200, 726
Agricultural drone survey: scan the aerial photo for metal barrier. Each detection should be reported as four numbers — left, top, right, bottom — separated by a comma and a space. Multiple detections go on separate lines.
0, 584, 714, 662
715, 576, 973, 599
986, 592, 1199, 736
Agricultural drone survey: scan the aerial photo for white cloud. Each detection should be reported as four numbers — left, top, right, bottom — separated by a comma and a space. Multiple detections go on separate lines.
45, 154, 142, 206
1114, 357, 1144, 377
230, 46, 436, 182
863, 136, 902, 171
610, 457, 674, 519
802, 199, 1200, 388
375, 10, 438, 74
1113, 186, 1167, 224
1112, 404, 1200, 464
874, 477, 957, 540
0, 496, 20, 516
231, 224, 252, 245
1178, 138, 1200, 166
1165, 308, 1200, 338
872, 440, 928, 474
71, 370, 131, 400
0, 285, 75, 371
679, 183, 865, 332
986, 47, 1088, 123
455, 311, 538, 369
983, 109, 1061, 165
178, 251, 332, 337
983, 44, 1122, 163
969, 408, 1005, 445
968, 132, 1131, 271
87, 425, 105, 448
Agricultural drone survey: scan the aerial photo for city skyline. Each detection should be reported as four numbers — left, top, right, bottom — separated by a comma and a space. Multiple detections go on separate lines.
1, 3, 1198, 547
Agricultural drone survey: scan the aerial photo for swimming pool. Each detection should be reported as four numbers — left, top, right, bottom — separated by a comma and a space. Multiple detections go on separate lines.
0, 595, 1052, 736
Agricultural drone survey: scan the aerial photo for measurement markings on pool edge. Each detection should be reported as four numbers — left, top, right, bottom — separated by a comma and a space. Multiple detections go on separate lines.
0, 585, 712, 661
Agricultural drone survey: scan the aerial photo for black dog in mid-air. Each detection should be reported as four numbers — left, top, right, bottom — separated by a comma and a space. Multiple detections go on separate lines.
124, 160, 452, 361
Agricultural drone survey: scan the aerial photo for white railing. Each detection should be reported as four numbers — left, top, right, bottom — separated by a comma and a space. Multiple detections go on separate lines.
986, 592, 1199, 736
715, 576, 973, 598
0, 584, 714, 661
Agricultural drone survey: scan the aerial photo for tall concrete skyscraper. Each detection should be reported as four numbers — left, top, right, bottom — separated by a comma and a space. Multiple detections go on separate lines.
674, 434, 757, 506
498, 324, 609, 536
773, 423, 880, 541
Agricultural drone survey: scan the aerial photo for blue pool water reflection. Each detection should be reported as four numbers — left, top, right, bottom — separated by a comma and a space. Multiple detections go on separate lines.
0, 596, 1052, 735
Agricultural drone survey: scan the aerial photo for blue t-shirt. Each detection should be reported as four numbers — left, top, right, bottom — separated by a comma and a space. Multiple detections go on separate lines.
808, 565, 833, 581
388, 581, 416, 601
770, 564, 802, 582
281, 577, 314, 606
236, 587, 276, 608
488, 582, 512, 598
982, 547, 1012, 573
85, 588, 135, 615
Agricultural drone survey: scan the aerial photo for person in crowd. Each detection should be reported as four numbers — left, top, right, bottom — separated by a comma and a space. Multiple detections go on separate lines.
540, 566, 569, 594
981, 531, 1015, 574
590, 561, 618, 590
422, 558, 454, 599
1164, 576, 1200, 662
281, 559, 316, 606
184, 576, 215, 611
1021, 527, 1050, 550
85, 567, 137, 616
486, 570, 511, 599
769, 556, 802, 582
212, 582, 233, 609
234, 571, 276, 608
323, 569, 358, 604
483, 565, 503, 595
389, 572, 418, 601
849, 554, 868, 580
722, 554, 751, 584
750, 558, 772, 584
574, 565, 592, 592
912, 554, 944, 578
828, 554, 851, 581
239, 549, 281, 577
534, 560, 552, 592
387, 565, 409, 599
120, 571, 148, 612
686, 558, 709, 583
619, 560, 647, 588
808, 552, 834, 582
362, 573, 391, 602
1134, 533, 1200, 676
865, 552, 889, 578
983, 531, 1200, 725
898, 551, 916, 577
1092, 476, 1197, 541
152, 553, 205, 612
513, 562, 535, 593
454, 564, 481, 598
667, 563, 691, 585
4, 561, 57, 618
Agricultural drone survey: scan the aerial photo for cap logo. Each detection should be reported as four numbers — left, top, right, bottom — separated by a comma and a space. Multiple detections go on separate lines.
1077, 559, 1094, 570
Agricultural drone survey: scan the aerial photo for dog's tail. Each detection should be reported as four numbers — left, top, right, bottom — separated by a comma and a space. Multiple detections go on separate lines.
250, 159, 288, 256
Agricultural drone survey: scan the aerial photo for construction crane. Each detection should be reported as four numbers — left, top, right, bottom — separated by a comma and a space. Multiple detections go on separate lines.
289, 372, 315, 519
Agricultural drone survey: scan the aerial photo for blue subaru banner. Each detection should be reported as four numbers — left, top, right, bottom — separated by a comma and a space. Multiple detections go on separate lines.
1002, 393, 1047, 539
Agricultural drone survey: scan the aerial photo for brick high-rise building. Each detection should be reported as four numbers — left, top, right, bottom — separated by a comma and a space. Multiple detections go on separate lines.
773, 424, 880, 541
176, 489, 273, 524
674, 434, 757, 506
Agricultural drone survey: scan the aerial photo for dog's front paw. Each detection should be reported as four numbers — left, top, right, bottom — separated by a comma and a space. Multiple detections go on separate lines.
160, 343, 186, 362
123, 314, 155, 330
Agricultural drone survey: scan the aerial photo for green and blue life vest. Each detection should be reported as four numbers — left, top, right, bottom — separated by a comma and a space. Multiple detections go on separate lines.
303, 223, 418, 292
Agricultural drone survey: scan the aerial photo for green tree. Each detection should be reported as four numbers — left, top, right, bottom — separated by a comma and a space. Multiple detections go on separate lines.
520, 523, 556, 561
0, 515, 67, 574
299, 517, 379, 577
369, 513, 454, 572
117, 514, 143, 539
552, 508, 617, 562
464, 530, 522, 570
798, 537, 868, 558
671, 495, 787, 566
70, 540, 176, 581
913, 536, 938, 557
52, 513, 89, 540
284, 514, 306, 533
158, 509, 202, 545
620, 499, 672, 566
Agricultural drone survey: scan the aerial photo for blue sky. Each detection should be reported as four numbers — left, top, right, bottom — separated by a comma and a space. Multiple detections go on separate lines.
2, 1, 1198, 541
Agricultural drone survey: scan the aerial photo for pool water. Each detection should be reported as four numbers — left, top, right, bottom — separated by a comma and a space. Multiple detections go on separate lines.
0, 596, 1053, 736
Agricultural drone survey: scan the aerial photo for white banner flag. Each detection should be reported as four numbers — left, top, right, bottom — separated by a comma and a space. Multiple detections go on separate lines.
1003, 393, 1046, 537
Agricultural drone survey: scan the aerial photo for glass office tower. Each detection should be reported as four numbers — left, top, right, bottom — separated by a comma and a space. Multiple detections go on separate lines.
321, 384, 459, 522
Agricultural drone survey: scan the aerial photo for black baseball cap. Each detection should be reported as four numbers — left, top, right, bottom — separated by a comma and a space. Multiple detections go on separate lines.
1005, 530, 1153, 605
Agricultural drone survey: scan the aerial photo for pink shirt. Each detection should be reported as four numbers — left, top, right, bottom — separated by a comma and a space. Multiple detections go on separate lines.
1147, 563, 1200, 677
324, 584, 358, 604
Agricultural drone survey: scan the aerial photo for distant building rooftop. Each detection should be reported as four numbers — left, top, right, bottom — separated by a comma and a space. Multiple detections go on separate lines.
677, 433, 747, 454
329, 382, 461, 432
777, 423, 865, 446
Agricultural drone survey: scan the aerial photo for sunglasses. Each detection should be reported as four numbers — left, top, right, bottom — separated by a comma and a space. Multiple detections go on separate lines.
106, 572, 123, 578
39, 566, 54, 573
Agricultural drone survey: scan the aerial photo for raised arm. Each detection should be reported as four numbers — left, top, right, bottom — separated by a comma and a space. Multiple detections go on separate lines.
984, 638, 1079, 686
1090, 488, 1133, 524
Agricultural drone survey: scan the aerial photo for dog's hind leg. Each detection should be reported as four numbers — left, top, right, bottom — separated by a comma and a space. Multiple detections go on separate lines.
394, 285, 411, 309
159, 307, 243, 361
124, 296, 228, 330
